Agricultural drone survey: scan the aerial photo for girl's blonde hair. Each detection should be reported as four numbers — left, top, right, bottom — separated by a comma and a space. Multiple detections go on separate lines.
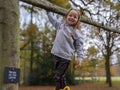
65, 8, 81, 30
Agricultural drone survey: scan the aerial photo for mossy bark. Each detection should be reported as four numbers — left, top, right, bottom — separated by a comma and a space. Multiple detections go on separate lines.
0, 0, 19, 90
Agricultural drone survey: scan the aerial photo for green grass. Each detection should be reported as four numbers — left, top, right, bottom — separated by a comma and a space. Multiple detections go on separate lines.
75, 76, 120, 83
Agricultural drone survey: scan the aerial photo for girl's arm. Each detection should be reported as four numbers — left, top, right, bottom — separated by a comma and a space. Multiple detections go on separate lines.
74, 32, 84, 62
47, 11, 61, 30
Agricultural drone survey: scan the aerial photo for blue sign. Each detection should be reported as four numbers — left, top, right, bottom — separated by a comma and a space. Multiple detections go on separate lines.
4, 67, 20, 83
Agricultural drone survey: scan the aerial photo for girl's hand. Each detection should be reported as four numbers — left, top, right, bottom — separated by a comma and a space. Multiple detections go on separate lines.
75, 60, 82, 68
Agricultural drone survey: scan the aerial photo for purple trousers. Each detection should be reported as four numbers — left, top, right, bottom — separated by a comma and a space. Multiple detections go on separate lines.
54, 56, 70, 90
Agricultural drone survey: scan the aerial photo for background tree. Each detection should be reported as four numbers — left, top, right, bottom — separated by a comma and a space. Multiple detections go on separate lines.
92, 1, 120, 86
20, 3, 43, 85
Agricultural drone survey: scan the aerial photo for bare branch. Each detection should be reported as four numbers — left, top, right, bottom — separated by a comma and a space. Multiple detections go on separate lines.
70, 0, 99, 16
80, 0, 95, 6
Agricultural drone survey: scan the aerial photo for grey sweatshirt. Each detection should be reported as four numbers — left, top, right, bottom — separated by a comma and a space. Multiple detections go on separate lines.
47, 12, 84, 61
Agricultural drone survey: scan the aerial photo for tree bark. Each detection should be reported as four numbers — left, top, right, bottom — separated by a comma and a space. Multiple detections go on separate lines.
20, 0, 120, 34
105, 55, 112, 87
105, 36, 112, 87
0, 0, 19, 90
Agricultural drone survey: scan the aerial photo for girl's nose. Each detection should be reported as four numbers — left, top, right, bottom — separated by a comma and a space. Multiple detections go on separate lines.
71, 16, 74, 19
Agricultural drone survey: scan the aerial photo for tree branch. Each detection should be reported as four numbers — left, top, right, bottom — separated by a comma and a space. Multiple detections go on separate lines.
20, 0, 120, 33
80, 0, 95, 6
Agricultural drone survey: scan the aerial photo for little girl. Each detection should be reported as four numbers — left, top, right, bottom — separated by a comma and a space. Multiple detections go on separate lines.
47, 9, 84, 90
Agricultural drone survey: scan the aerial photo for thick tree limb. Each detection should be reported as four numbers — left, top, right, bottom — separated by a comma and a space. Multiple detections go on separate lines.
20, 0, 120, 34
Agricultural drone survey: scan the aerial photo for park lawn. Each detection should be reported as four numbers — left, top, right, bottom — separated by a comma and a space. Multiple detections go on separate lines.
19, 83, 120, 90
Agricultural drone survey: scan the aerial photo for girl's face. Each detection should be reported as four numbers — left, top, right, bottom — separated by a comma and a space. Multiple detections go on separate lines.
66, 10, 79, 26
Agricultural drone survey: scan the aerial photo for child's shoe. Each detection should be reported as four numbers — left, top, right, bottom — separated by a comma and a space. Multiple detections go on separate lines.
63, 86, 70, 90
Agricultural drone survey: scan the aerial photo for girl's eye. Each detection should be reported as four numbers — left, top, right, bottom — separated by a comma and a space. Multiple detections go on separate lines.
69, 14, 78, 19
74, 16, 77, 18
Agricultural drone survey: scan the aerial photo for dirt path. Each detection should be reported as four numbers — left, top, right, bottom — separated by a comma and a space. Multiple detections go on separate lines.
19, 83, 120, 90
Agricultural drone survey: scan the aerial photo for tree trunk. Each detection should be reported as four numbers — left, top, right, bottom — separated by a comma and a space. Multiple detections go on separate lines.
0, 0, 19, 90
105, 46, 112, 87
105, 56, 112, 87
